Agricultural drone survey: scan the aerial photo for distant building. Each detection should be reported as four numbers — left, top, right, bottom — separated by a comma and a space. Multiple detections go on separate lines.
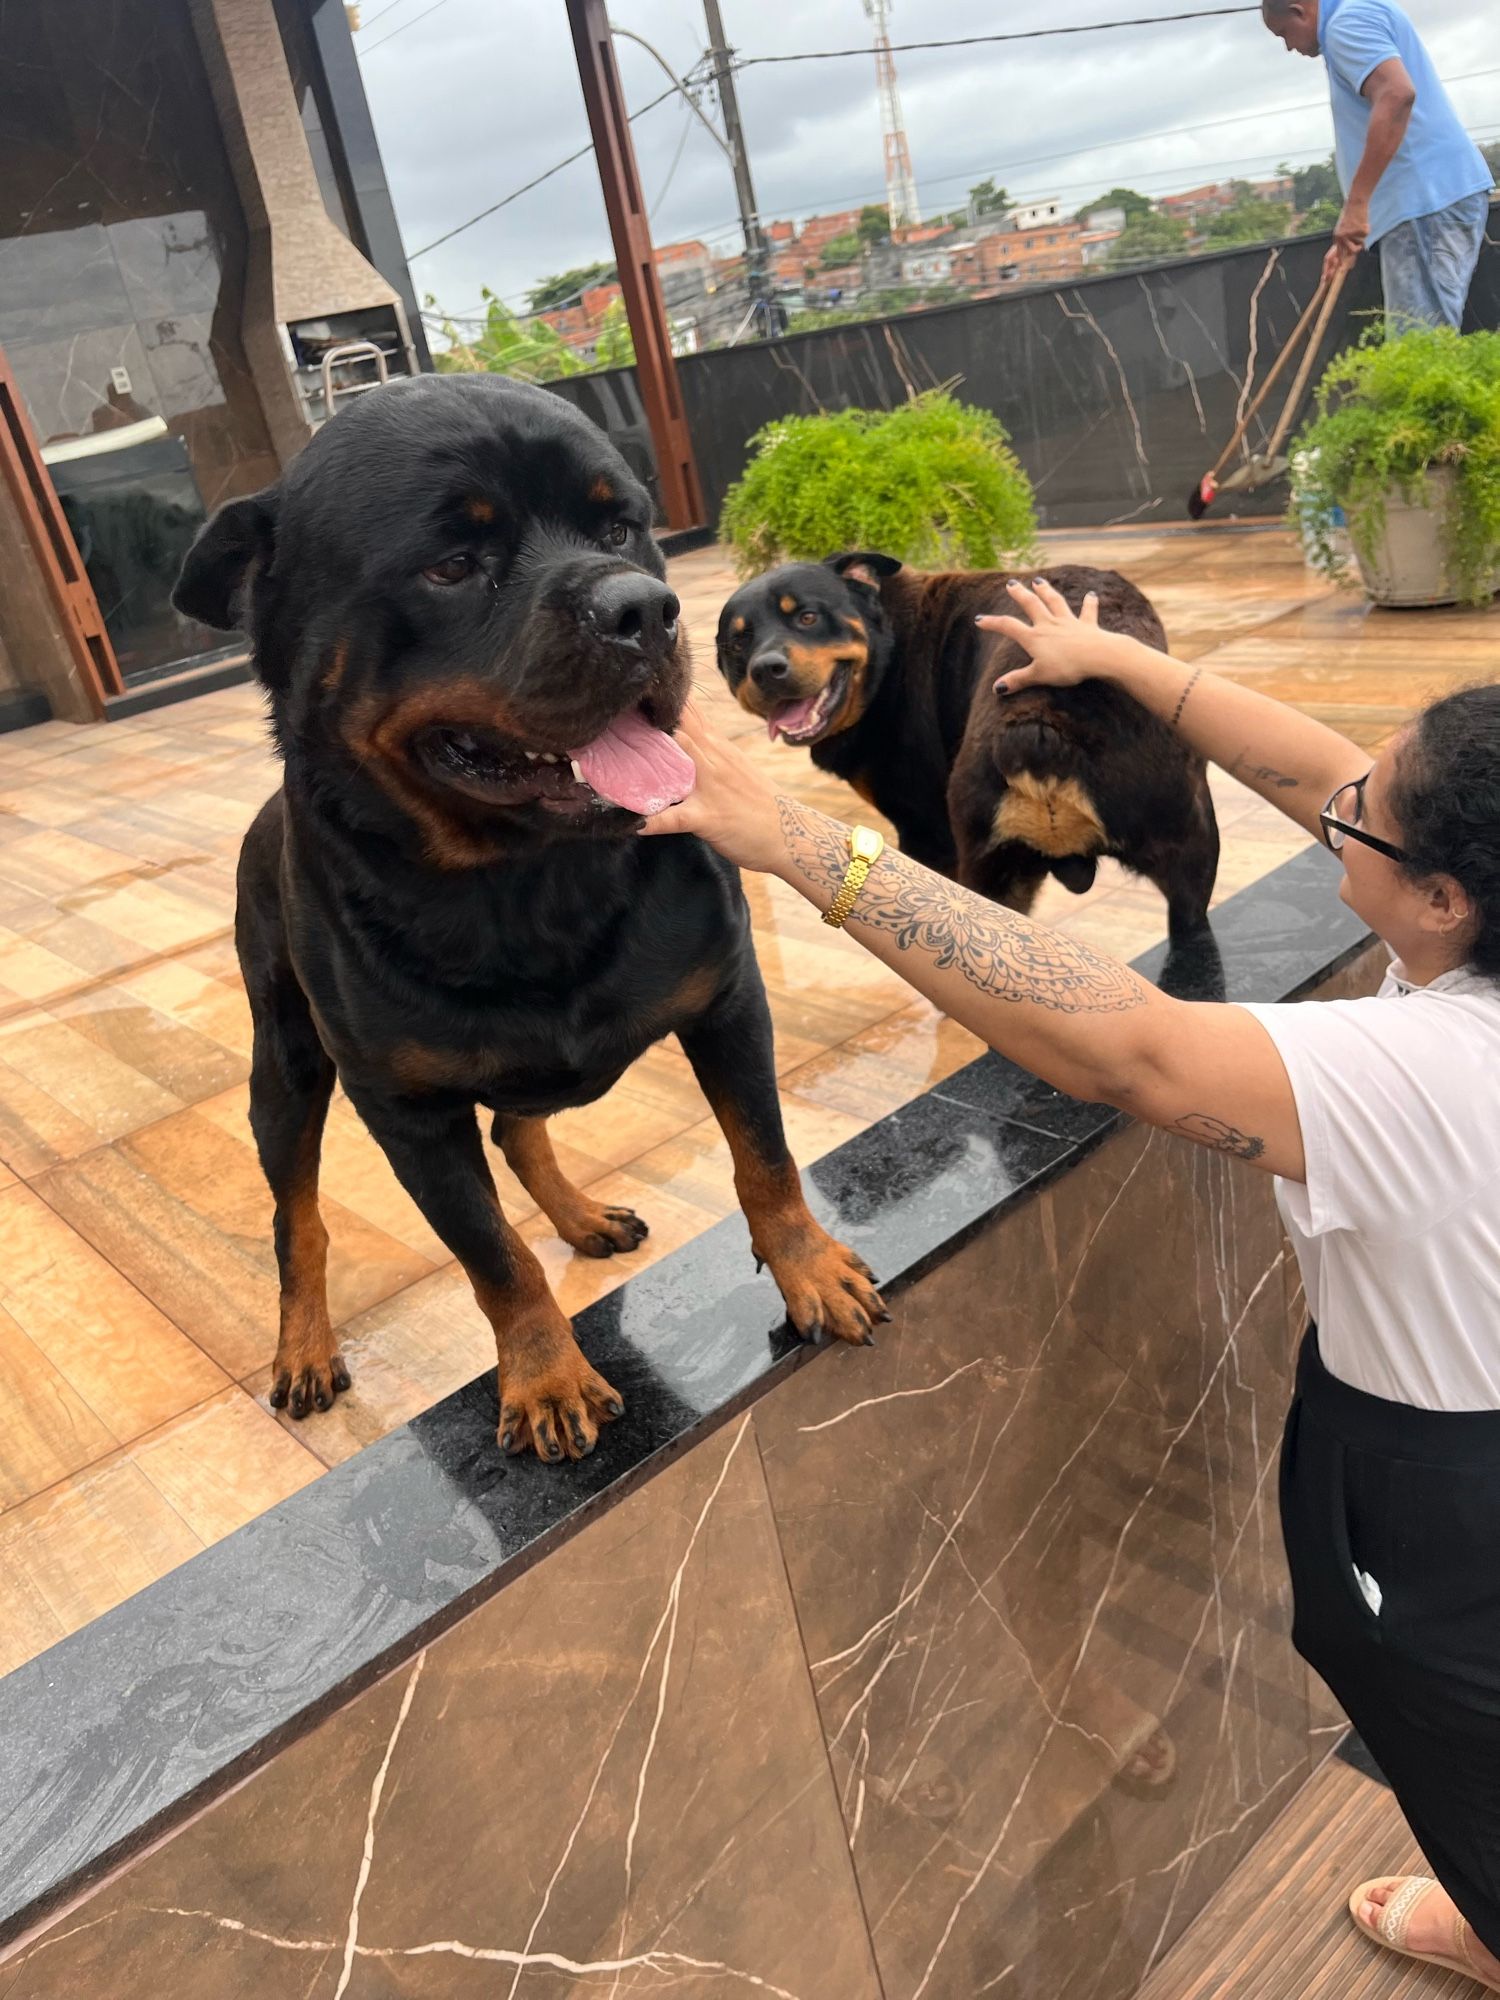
1008, 198, 1066, 231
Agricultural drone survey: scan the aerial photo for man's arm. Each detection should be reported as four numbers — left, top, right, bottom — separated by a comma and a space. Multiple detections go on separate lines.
1326, 55, 1417, 280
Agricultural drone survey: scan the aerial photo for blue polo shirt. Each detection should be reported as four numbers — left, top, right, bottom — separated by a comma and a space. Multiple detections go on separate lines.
1320, 0, 1492, 242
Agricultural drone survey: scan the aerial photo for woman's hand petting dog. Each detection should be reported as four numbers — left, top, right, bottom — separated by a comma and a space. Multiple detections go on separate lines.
977, 577, 1137, 695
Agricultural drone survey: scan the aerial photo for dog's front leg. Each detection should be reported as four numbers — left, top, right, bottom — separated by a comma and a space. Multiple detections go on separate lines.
347, 1088, 622, 1460
679, 963, 887, 1345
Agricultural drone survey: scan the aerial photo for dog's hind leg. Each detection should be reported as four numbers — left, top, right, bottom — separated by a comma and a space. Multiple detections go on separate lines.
678, 962, 886, 1346
493, 1114, 649, 1259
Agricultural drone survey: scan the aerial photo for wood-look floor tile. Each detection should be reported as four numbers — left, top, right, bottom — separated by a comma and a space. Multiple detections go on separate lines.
0, 1013, 184, 1174
0, 1183, 228, 1439
0, 1459, 204, 1672
37, 1107, 437, 1379
131, 1389, 323, 1541
624, 1093, 868, 1214
0, 1301, 118, 1512
780, 1002, 987, 1122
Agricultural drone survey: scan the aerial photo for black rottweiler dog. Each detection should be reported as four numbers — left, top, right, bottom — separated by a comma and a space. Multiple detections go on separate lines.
717, 554, 1219, 941
173, 375, 883, 1464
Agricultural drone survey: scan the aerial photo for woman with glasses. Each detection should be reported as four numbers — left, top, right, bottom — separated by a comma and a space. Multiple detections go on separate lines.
642, 577, 1500, 1992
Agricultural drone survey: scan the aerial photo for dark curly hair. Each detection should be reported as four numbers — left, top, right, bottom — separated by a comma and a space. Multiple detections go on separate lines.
1387, 684, 1500, 978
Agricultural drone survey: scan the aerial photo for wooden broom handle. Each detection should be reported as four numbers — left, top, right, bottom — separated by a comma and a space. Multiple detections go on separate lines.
1261, 263, 1349, 464
1207, 273, 1333, 484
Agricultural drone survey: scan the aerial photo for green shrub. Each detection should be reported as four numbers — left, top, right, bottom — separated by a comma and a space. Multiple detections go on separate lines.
1291, 324, 1500, 602
719, 392, 1039, 577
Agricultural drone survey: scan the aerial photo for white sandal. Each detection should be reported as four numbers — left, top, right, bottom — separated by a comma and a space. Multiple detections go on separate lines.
1348, 1875, 1500, 1990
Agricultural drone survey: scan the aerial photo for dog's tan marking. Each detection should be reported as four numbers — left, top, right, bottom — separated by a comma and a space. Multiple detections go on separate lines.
589, 477, 616, 505
778, 594, 797, 615
465, 496, 495, 523
992, 773, 1107, 857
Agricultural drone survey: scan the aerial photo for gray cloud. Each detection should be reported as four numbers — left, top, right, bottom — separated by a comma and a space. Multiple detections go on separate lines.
352, 0, 1496, 326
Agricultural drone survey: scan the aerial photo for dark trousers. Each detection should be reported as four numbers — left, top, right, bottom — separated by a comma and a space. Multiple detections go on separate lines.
1280, 1328, 1500, 1956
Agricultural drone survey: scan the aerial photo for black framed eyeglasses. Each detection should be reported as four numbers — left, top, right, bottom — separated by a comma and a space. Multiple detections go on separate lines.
1320, 773, 1409, 864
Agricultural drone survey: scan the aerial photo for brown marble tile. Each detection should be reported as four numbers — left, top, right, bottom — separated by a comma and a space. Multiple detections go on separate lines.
753, 1118, 1315, 2000
2, 1422, 881, 2000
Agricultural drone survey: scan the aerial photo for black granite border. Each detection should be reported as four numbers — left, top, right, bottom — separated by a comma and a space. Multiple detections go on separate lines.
0, 688, 51, 735
0, 843, 1374, 1949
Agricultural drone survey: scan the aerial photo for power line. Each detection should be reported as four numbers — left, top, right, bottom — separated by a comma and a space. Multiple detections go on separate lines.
361, 0, 455, 55
353, 0, 417, 31
733, 6, 1261, 67
407, 80, 683, 258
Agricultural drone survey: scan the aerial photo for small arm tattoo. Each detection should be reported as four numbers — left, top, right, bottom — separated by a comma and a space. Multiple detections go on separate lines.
775, 797, 1147, 1015
1169, 666, 1203, 729
1231, 750, 1298, 790
1171, 1112, 1266, 1161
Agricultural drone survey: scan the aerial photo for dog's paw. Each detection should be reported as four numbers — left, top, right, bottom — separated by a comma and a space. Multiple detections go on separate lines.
557, 1200, 650, 1259
270, 1331, 352, 1419
498, 1338, 624, 1462
759, 1228, 888, 1346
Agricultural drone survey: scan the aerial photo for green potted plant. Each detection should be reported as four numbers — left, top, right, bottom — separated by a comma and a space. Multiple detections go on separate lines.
719, 391, 1038, 577
1290, 325, 1500, 608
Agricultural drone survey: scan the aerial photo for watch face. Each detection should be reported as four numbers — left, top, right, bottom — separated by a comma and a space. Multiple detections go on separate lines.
850, 826, 884, 862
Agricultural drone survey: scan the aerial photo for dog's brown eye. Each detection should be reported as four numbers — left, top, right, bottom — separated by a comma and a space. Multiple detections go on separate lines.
606, 521, 630, 549
423, 555, 476, 585
796, 608, 819, 629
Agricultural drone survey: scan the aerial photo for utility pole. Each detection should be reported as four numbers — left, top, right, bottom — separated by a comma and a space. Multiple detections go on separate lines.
702, 0, 779, 337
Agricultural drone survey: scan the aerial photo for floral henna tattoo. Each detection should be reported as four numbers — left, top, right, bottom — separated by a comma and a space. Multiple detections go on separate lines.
775, 797, 1147, 1015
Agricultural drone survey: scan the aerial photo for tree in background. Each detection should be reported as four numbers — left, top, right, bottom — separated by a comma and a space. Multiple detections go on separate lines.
1298, 198, 1343, 235
967, 177, 1011, 218
858, 204, 891, 246
426, 290, 582, 384
1204, 185, 1294, 245
1289, 156, 1342, 212
593, 297, 636, 369
526, 261, 615, 314
1482, 140, 1500, 180
1077, 186, 1154, 224
1106, 211, 1190, 269
821, 231, 864, 267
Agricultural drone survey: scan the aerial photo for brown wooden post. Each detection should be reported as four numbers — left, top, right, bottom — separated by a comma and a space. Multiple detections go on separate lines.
565, 0, 706, 532
0, 345, 124, 717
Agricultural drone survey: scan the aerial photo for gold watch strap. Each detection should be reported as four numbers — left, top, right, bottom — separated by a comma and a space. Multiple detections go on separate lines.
823, 825, 885, 929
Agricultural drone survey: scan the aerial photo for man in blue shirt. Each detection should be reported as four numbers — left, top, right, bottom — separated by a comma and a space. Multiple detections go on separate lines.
1262, 0, 1493, 327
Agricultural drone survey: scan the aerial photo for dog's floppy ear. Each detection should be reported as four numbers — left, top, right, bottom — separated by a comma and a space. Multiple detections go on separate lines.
826, 549, 902, 590
173, 489, 278, 631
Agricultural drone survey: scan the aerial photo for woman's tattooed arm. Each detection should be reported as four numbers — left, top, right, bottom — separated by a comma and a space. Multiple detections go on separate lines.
774, 796, 1147, 1015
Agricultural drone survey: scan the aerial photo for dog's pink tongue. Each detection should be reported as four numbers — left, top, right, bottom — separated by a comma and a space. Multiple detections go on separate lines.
570, 708, 696, 816
767, 695, 819, 742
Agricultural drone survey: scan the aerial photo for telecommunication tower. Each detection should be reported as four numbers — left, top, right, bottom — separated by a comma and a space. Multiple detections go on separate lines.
863, 0, 921, 228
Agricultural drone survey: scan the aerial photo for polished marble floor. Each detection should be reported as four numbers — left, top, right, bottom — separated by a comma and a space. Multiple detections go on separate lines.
0, 525, 1491, 1671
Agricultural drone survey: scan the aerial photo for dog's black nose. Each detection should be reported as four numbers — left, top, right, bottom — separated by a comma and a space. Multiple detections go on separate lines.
588, 573, 680, 654
749, 653, 793, 695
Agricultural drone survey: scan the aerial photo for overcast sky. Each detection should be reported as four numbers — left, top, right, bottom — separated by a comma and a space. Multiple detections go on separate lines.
352, 0, 1497, 332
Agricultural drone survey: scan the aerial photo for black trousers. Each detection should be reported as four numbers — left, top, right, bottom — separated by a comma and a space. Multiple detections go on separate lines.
1280, 1328, 1500, 1956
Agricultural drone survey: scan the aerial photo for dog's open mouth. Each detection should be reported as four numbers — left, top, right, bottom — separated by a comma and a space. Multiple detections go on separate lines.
413, 703, 695, 818
766, 663, 853, 745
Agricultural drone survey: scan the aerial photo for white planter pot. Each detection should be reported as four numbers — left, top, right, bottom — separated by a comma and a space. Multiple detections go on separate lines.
1349, 466, 1500, 608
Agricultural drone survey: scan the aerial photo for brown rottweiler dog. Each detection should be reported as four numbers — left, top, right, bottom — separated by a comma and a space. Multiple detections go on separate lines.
173, 375, 883, 1464
717, 554, 1219, 942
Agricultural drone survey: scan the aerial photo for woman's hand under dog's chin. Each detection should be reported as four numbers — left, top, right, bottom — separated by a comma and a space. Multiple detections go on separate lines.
638, 697, 794, 876
976, 577, 1137, 695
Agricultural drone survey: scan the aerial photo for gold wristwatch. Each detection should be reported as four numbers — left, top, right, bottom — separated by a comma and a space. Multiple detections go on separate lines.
823, 825, 885, 929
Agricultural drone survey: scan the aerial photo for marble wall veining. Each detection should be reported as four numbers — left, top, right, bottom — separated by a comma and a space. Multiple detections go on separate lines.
547, 231, 1500, 532
0, 945, 1388, 2000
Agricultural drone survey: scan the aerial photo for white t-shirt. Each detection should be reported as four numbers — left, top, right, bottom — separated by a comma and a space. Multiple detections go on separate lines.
1242, 961, 1500, 1411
